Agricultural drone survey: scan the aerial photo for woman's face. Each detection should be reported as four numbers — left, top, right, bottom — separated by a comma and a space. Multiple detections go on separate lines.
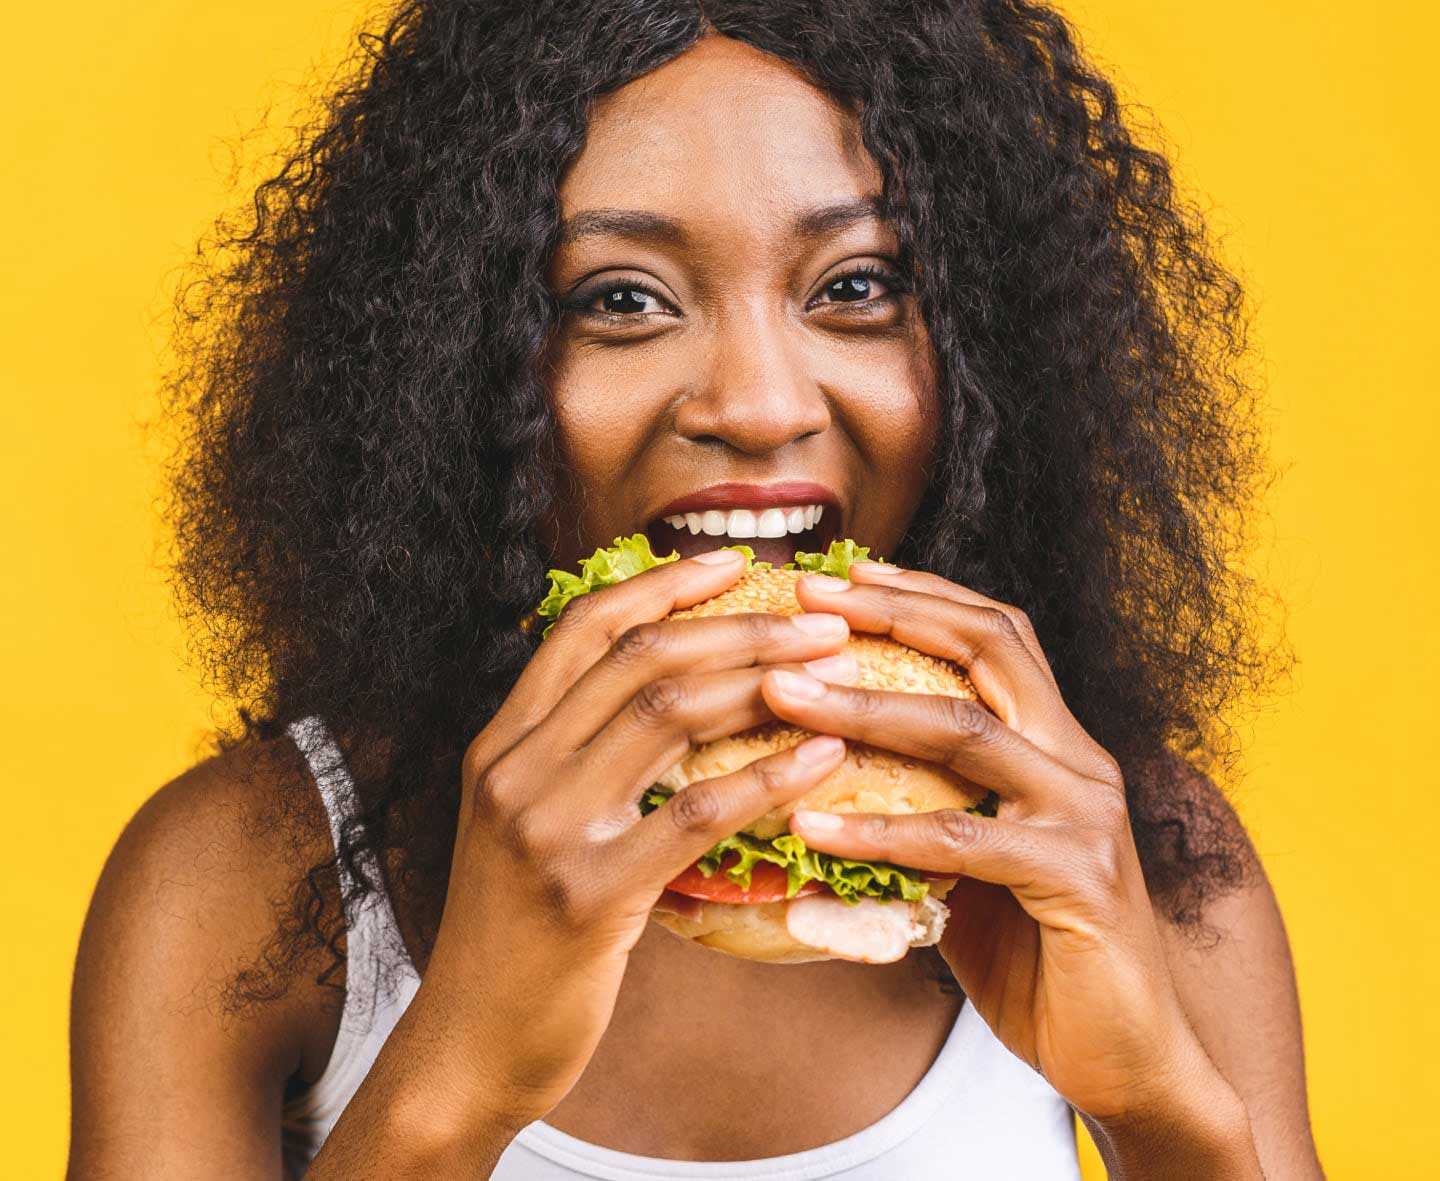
537, 34, 939, 570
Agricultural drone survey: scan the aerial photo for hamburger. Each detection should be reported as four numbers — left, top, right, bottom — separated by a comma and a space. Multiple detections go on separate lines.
526, 534, 996, 965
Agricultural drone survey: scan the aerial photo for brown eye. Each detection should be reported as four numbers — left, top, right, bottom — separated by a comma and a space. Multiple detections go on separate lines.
814, 263, 908, 307
567, 281, 672, 318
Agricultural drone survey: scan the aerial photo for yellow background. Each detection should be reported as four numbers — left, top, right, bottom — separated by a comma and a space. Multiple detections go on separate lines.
4, 2, 1435, 1175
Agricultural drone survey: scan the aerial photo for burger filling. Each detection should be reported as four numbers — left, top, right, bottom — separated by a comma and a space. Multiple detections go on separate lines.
640, 784, 998, 906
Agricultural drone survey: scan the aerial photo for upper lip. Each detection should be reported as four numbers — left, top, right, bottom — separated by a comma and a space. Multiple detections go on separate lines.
650, 481, 843, 520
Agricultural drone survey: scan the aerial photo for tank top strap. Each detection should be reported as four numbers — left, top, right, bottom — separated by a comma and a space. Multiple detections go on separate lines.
285, 714, 418, 1036
280, 715, 420, 1167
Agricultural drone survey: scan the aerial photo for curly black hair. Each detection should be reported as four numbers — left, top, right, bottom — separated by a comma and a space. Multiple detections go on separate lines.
158, 0, 1287, 1009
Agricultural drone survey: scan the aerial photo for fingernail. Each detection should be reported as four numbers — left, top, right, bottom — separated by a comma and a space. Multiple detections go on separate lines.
795, 736, 845, 765
693, 548, 743, 565
850, 561, 900, 577
791, 612, 847, 637
802, 652, 858, 683
793, 808, 844, 832
770, 669, 826, 700
803, 574, 850, 593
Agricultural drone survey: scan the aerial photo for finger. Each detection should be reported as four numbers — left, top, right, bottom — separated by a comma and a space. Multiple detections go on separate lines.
936, 878, 1040, 1026
558, 652, 861, 813
530, 608, 851, 758
794, 574, 1117, 785
760, 668, 1089, 811
474, 547, 750, 768
847, 562, 1056, 687
607, 733, 850, 892
785, 806, 1061, 891
795, 574, 1048, 732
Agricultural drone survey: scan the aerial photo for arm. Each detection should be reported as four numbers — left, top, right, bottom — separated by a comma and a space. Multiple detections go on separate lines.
1155, 779, 1324, 1179
763, 563, 1304, 1179
67, 742, 524, 1179
75, 551, 856, 1178
68, 748, 325, 1178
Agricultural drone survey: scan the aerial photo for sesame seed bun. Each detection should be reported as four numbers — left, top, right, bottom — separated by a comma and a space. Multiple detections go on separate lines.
652, 564, 984, 963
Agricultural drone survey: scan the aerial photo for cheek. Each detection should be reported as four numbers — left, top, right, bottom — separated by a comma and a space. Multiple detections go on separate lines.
542, 349, 667, 509
828, 332, 940, 474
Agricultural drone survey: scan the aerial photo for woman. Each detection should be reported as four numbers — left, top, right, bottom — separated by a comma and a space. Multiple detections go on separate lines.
69, 2, 1321, 1177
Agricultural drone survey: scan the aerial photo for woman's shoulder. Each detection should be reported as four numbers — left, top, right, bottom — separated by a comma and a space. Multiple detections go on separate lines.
73, 731, 345, 1088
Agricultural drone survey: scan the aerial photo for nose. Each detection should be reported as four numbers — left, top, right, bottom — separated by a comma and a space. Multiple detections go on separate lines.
673, 310, 831, 455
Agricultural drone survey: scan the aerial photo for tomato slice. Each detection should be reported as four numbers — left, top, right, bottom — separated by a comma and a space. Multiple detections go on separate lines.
665, 854, 826, 904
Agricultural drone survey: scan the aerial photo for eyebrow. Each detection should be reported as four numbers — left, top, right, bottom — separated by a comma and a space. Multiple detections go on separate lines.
557, 195, 887, 247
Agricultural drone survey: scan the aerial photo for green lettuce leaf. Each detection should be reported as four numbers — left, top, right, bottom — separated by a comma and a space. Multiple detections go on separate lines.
697, 829, 931, 904
638, 784, 994, 906
534, 535, 891, 639
782, 537, 889, 577
639, 784, 999, 904
534, 534, 778, 638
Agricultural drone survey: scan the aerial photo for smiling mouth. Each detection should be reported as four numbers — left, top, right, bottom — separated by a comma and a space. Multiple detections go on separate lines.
644, 503, 842, 566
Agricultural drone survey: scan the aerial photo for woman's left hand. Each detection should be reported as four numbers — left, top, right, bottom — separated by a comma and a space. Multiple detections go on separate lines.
758, 563, 1262, 1177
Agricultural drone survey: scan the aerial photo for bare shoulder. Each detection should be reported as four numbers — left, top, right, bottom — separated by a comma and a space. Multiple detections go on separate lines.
1147, 757, 1325, 1178
69, 731, 343, 1175
76, 732, 341, 1029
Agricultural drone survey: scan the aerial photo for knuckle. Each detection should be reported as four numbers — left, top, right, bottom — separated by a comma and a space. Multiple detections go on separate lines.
859, 812, 894, 844
1082, 789, 1134, 846
612, 621, 666, 664
873, 582, 909, 612
1088, 785, 1130, 831
667, 785, 720, 835
498, 803, 550, 861
735, 611, 776, 650
461, 737, 493, 792
933, 807, 981, 850
552, 586, 604, 631
750, 755, 793, 799
1092, 753, 1126, 792
632, 675, 689, 725
985, 606, 1023, 647
845, 684, 882, 721
1008, 607, 1037, 642
1082, 829, 1126, 890
942, 695, 993, 743
562, 592, 634, 651
473, 757, 521, 818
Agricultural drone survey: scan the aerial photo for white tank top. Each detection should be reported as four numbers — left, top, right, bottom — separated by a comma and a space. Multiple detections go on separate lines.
280, 715, 1081, 1179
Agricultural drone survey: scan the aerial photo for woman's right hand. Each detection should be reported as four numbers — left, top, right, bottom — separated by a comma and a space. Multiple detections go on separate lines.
417, 547, 856, 1132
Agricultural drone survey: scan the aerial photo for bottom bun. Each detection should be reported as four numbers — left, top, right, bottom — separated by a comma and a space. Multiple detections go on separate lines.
651, 879, 958, 965
652, 900, 829, 963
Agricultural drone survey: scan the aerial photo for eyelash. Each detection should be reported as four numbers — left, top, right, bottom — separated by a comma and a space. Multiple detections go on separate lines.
564, 262, 910, 322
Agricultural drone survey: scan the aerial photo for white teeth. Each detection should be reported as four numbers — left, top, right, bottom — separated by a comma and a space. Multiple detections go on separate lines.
663, 503, 830, 539
756, 508, 788, 537
728, 509, 758, 537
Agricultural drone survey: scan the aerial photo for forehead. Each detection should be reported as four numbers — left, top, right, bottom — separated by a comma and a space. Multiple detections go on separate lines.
557, 36, 883, 234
